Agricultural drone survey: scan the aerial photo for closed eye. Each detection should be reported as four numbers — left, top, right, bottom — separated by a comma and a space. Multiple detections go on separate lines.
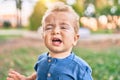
60, 25, 70, 30
60, 23, 70, 30
45, 24, 54, 30
61, 26, 67, 29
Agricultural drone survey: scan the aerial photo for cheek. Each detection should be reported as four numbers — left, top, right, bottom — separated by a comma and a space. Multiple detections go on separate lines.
43, 32, 49, 39
43, 34, 48, 42
64, 35, 75, 43
43, 34, 51, 43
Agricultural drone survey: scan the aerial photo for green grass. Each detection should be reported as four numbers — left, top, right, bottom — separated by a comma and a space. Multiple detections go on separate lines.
0, 35, 120, 80
0, 47, 47, 80
0, 35, 22, 43
0, 47, 120, 80
91, 29, 114, 34
73, 47, 120, 80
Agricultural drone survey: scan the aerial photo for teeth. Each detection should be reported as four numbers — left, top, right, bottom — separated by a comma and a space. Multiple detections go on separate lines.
52, 38, 62, 42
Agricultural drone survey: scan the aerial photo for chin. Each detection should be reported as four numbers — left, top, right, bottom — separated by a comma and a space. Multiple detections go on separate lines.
49, 49, 65, 54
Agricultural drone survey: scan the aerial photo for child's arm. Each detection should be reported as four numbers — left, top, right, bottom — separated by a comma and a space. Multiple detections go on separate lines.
7, 69, 36, 80
27, 72, 37, 80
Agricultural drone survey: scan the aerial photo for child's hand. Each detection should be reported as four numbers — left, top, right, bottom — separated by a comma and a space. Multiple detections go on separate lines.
6, 69, 28, 80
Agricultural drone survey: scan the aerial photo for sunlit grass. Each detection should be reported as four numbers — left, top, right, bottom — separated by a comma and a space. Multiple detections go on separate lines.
91, 29, 114, 34
0, 46, 120, 80
0, 47, 47, 80
0, 35, 21, 41
73, 47, 120, 80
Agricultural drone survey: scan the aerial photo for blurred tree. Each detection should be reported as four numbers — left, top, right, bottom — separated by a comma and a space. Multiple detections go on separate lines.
29, 0, 120, 31
98, 6, 111, 15
112, 0, 120, 15
72, 0, 85, 16
114, 0, 119, 5
95, 0, 120, 16
16, 0, 22, 10
29, 0, 47, 30
84, 0, 95, 8
3, 21, 11, 28
29, 0, 65, 31
15, 0, 22, 28
95, 0, 108, 9
2, 0, 22, 28
29, 0, 89, 30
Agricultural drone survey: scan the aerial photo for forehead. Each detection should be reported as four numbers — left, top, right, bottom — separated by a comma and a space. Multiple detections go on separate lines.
43, 12, 75, 23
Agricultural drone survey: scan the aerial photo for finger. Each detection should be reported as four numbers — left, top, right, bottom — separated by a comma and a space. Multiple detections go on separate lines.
9, 70, 21, 77
10, 71, 27, 80
8, 72, 20, 80
9, 70, 19, 74
8, 70, 26, 80
6, 77, 14, 80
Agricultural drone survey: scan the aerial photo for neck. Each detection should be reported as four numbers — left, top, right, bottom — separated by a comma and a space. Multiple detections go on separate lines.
49, 51, 71, 59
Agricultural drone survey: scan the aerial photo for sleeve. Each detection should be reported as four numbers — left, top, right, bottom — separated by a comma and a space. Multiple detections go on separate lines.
34, 62, 38, 71
34, 56, 40, 71
34, 53, 45, 71
82, 67, 93, 80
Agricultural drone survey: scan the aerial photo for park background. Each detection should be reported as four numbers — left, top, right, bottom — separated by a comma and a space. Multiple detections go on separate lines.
0, 0, 120, 80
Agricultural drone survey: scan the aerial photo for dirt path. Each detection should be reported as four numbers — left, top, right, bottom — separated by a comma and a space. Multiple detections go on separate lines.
0, 30, 120, 52
0, 36, 120, 54
0, 38, 44, 54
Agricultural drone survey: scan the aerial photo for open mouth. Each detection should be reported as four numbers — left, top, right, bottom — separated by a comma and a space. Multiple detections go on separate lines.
52, 38, 62, 46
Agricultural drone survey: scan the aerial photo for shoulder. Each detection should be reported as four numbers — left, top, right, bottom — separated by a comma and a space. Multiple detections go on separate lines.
34, 52, 48, 70
72, 54, 92, 72
35, 52, 48, 65
37, 52, 48, 60
71, 54, 93, 79
74, 55, 90, 67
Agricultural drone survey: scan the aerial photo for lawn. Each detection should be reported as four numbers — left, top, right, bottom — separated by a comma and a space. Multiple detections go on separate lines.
0, 35, 120, 80
0, 35, 22, 44
73, 47, 120, 80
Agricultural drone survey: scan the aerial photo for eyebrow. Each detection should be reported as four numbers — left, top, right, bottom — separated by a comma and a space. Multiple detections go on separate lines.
59, 22, 70, 25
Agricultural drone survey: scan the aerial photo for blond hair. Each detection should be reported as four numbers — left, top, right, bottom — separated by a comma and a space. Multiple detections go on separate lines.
42, 2, 80, 33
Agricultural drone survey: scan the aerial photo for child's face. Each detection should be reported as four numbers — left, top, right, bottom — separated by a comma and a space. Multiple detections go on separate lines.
42, 11, 79, 54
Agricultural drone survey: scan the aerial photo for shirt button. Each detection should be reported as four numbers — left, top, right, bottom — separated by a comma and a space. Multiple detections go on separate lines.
47, 73, 51, 77
48, 59, 51, 62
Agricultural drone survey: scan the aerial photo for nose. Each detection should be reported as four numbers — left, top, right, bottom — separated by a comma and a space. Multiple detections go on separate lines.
52, 27, 60, 35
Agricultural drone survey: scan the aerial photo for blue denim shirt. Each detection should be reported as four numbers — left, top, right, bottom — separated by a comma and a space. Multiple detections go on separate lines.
34, 52, 93, 80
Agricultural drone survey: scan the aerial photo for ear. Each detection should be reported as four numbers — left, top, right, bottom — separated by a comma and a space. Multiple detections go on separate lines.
73, 34, 80, 46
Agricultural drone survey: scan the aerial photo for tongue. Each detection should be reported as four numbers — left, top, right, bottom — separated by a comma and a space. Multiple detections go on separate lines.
52, 41, 61, 46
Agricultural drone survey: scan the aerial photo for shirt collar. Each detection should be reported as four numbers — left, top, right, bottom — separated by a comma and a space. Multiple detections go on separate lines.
46, 52, 75, 61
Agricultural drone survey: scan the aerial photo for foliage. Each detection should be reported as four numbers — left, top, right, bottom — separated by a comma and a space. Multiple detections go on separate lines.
96, 6, 111, 16
72, 0, 85, 16
3, 21, 11, 28
91, 29, 114, 34
29, 1, 47, 31
96, 5, 120, 16
15, 0, 22, 10
114, 6, 120, 15
29, 0, 84, 31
